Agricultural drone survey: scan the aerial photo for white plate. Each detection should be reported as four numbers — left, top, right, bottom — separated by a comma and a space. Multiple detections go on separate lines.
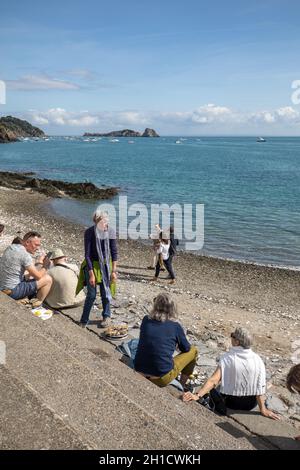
105, 333, 128, 340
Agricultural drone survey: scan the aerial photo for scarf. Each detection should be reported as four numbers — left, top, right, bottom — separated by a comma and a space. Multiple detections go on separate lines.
94, 225, 112, 302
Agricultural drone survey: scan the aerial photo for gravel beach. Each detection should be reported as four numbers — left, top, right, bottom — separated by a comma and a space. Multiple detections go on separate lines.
0, 186, 299, 429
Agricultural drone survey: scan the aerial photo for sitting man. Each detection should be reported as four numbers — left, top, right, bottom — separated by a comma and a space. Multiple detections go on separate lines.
45, 249, 85, 309
0, 231, 52, 304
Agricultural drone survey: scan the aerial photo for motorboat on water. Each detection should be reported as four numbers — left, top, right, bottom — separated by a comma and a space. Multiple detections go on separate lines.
257, 137, 266, 142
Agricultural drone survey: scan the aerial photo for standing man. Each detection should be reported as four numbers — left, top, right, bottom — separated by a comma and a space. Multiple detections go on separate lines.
0, 231, 52, 304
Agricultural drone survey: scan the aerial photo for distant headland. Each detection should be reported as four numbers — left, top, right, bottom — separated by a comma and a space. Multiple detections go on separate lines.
83, 128, 159, 138
0, 116, 45, 143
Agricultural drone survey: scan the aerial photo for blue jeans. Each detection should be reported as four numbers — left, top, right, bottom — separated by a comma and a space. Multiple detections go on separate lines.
10, 279, 37, 300
80, 268, 111, 324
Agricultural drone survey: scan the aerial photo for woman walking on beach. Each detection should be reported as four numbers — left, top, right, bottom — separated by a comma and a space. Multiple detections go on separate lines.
78, 210, 118, 328
152, 232, 176, 284
134, 293, 198, 388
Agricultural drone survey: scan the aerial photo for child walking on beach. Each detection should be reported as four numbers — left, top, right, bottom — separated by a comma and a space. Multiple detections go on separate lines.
148, 224, 164, 270
152, 232, 176, 284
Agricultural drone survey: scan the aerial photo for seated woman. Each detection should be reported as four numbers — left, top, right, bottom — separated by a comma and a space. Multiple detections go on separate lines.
134, 293, 198, 387
182, 327, 279, 420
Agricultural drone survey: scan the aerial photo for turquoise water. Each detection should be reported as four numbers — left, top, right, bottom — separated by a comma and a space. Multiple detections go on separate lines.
1, 136, 300, 268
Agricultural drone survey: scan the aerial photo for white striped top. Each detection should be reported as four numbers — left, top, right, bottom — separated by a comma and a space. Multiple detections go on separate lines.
219, 347, 266, 396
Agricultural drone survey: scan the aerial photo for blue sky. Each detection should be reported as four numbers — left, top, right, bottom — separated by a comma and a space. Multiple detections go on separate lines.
1, 0, 300, 135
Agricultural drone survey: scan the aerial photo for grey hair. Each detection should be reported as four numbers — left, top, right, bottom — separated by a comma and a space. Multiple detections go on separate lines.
149, 293, 178, 322
232, 327, 252, 349
93, 208, 109, 224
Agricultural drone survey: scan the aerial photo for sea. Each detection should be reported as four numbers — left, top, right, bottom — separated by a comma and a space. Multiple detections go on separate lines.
1, 135, 300, 269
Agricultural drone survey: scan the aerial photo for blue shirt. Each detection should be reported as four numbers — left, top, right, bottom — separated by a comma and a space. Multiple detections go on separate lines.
134, 316, 191, 377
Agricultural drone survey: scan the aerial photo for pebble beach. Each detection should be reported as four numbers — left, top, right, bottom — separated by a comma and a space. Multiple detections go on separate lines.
0, 186, 299, 431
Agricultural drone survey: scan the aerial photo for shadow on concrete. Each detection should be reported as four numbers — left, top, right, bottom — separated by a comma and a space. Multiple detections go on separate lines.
216, 421, 275, 450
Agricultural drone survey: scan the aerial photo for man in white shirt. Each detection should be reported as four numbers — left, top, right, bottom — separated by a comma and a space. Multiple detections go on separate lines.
45, 248, 85, 309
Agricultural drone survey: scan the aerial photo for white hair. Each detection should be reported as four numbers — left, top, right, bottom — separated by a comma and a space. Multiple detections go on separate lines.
232, 327, 252, 349
93, 208, 109, 223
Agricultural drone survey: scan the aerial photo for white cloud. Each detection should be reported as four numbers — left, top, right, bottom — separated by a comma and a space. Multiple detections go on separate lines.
251, 106, 300, 124
28, 108, 99, 126
6, 75, 79, 91
191, 104, 233, 124
276, 106, 300, 121
24, 104, 300, 134
68, 115, 100, 126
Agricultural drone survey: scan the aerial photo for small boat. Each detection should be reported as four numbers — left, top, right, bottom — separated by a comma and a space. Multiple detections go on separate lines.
175, 140, 181, 144
128, 140, 134, 144
257, 137, 266, 142
110, 139, 119, 143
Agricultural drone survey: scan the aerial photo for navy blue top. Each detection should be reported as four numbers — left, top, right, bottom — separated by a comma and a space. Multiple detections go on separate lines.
84, 226, 118, 271
134, 316, 191, 377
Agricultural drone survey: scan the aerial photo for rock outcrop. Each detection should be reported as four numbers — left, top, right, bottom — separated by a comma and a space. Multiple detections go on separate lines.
0, 116, 45, 143
0, 171, 119, 200
84, 128, 159, 138
141, 128, 159, 137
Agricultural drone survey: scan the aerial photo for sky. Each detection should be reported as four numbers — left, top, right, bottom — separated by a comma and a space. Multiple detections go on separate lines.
1, 0, 300, 135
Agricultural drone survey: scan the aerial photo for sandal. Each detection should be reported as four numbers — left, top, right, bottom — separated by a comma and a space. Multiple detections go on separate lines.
30, 299, 43, 308
17, 297, 31, 305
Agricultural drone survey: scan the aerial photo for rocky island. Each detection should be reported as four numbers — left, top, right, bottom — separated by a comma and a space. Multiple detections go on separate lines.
83, 127, 159, 138
0, 171, 119, 200
0, 116, 45, 143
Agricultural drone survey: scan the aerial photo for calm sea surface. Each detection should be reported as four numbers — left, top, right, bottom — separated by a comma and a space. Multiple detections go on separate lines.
1, 136, 300, 268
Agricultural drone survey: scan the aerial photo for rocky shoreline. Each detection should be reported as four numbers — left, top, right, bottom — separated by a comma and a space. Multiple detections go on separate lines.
0, 171, 119, 199
0, 116, 44, 143
0, 186, 299, 430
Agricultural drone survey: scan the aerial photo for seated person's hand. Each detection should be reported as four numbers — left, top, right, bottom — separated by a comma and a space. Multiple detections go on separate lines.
42, 257, 51, 269
182, 391, 199, 402
36, 254, 45, 264
261, 408, 280, 420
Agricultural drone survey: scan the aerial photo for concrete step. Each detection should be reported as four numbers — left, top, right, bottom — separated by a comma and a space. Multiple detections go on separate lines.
57, 304, 300, 450
0, 293, 296, 449
0, 367, 87, 450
